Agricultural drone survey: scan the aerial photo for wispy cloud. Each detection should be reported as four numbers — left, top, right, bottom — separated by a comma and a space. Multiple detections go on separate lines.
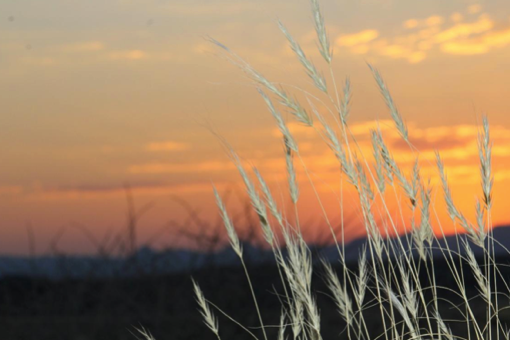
348, 120, 394, 136
426, 15, 445, 27
440, 26, 510, 55
403, 15, 445, 30
450, 12, 464, 23
336, 29, 379, 47
403, 19, 419, 29
376, 43, 427, 63
432, 14, 493, 44
335, 5, 510, 63
468, 4, 482, 14
20, 181, 216, 200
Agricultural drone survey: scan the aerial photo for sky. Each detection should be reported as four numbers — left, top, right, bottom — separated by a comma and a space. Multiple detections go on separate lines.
1, 0, 510, 255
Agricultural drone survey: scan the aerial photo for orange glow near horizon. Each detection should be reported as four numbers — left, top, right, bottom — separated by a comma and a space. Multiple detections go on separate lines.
1, 0, 510, 255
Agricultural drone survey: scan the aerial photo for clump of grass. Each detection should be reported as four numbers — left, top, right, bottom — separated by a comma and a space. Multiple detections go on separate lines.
141, 1, 505, 339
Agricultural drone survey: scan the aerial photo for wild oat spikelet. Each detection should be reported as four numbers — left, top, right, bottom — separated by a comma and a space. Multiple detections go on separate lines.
310, 0, 332, 63
368, 64, 409, 141
478, 115, 493, 210
212, 185, 243, 257
192, 279, 221, 339
278, 20, 328, 93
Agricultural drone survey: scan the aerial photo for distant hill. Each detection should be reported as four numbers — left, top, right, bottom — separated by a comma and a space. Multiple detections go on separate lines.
1, 224, 509, 279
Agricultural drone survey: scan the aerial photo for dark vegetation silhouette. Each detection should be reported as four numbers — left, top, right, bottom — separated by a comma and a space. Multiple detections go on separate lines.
0, 186, 340, 339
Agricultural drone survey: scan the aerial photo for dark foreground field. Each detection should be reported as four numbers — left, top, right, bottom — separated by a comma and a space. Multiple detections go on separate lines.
2, 256, 510, 340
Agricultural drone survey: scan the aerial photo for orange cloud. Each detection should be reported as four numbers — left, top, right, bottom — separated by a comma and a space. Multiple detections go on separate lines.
441, 41, 488, 55
441, 27, 510, 55
468, 4, 482, 14
336, 10, 510, 63
426, 15, 445, 27
348, 120, 394, 136
451, 12, 464, 23
403, 19, 419, 29
492, 145, 510, 157
433, 14, 493, 43
380, 44, 408, 57
484, 29, 510, 46
336, 29, 379, 47
375, 43, 426, 63
402, 16, 444, 30
494, 169, 510, 181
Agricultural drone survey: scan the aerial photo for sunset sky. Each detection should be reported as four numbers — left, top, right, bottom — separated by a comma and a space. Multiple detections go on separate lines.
1, 0, 510, 255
